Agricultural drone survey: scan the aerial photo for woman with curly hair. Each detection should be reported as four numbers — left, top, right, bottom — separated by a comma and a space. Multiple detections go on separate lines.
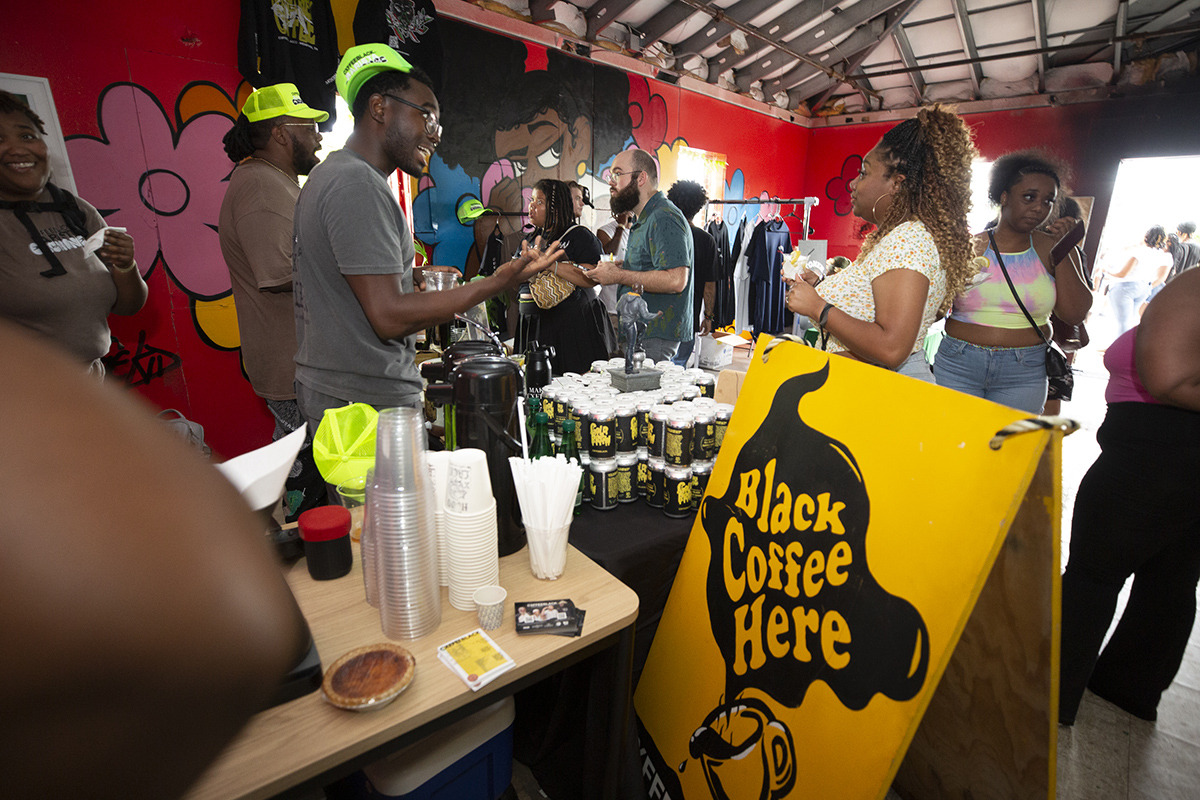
933, 151, 1092, 413
784, 105, 978, 381
516, 178, 612, 373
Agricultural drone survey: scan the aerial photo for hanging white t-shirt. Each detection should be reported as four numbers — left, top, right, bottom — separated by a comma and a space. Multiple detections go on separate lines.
596, 219, 629, 314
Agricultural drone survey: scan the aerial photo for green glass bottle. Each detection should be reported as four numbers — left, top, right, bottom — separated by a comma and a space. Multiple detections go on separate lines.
526, 395, 540, 447
531, 411, 555, 459
559, 419, 583, 515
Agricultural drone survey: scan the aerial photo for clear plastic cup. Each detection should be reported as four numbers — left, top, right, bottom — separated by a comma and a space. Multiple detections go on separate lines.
374, 408, 427, 492
334, 475, 367, 542
526, 524, 570, 580
423, 269, 459, 291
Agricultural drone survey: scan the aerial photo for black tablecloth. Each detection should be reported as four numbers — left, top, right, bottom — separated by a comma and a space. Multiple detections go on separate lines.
569, 502, 694, 683
514, 501, 693, 800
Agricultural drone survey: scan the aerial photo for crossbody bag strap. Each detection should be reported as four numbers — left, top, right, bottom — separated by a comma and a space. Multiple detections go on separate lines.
988, 231, 1050, 347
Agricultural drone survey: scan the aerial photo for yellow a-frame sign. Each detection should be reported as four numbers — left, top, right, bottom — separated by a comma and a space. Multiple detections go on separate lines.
636, 336, 1064, 800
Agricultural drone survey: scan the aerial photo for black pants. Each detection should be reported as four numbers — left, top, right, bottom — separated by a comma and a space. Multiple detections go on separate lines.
1059, 402, 1200, 723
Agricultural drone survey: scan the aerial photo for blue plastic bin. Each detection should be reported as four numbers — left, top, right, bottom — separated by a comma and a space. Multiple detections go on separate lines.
360, 697, 514, 800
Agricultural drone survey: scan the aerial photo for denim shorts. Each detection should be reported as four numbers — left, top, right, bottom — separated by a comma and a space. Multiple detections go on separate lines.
896, 349, 934, 383
932, 334, 1048, 414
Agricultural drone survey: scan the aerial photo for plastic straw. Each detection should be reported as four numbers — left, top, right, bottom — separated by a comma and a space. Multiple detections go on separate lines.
516, 399, 529, 461
509, 455, 581, 579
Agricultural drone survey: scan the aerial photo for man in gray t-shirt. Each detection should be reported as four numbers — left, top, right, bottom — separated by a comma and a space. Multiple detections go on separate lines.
293, 43, 560, 433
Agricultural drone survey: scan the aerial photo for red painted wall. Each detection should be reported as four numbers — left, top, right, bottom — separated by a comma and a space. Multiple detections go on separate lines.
2, 3, 267, 459
5, 3, 1198, 459
801, 93, 1200, 262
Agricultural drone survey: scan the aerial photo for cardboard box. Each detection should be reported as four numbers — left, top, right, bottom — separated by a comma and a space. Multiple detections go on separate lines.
698, 335, 734, 369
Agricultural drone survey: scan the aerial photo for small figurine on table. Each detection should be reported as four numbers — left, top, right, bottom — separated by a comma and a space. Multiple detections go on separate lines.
616, 291, 661, 374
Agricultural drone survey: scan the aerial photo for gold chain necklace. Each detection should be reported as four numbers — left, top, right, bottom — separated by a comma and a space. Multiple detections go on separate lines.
241, 156, 299, 187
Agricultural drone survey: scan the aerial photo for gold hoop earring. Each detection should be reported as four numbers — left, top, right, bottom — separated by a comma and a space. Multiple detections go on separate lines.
871, 192, 894, 222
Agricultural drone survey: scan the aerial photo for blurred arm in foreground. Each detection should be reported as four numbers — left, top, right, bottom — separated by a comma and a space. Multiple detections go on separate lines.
0, 319, 305, 798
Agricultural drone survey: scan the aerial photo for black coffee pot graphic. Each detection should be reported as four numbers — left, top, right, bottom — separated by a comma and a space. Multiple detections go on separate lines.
700, 362, 929, 712
687, 694, 796, 800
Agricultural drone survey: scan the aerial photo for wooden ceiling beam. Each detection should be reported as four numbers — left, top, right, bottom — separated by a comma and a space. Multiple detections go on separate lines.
950, 0, 984, 89
674, 0, 821, 60
893, 21, 926, 98
585, 0, 642, 40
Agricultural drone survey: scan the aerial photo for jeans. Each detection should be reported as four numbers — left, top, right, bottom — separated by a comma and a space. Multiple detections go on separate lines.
265, 397, 325, 520
932, 334, 1047, 414
672, 334, 700, 367
1108, 280, 1151, 335
642, 337, 680, 363
295, 382, 417, 437
895, 350, 934, 383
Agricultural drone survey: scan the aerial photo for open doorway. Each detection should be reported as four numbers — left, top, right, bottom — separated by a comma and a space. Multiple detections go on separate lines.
1090, 154, 1200, 347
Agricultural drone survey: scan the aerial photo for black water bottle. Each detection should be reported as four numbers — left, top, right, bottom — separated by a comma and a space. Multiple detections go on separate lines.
525, 341, 554, 397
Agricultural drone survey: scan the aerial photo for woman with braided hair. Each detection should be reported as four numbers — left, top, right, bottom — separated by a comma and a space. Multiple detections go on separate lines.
932, 150, 1092, 413
515, 178, 612, 373
784, 105, 977, 381
0, 91, 146, 376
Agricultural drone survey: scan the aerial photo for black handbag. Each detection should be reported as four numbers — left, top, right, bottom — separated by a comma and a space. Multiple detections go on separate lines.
1051, 313, 1089, 352
988, 232, 1074, 403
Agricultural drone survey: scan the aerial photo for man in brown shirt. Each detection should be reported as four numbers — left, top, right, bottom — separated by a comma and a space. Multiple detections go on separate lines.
219, 83, 326, 519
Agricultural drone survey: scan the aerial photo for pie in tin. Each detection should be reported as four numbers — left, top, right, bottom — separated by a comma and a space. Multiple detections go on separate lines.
321, 643, 416, 711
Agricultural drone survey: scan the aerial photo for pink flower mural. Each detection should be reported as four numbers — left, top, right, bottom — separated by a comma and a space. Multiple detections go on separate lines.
66, 83, 234, 299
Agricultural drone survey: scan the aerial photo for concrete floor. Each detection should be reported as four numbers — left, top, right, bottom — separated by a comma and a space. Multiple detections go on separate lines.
512, 301, 1200, 799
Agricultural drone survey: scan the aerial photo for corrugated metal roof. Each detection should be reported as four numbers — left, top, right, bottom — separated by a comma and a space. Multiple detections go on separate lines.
485, 0, 1200, 113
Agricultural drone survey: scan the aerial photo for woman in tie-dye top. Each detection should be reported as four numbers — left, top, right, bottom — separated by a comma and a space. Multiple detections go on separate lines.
933, 151, 1093, 413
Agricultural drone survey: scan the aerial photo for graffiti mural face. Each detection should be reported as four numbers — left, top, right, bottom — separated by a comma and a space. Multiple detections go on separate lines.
426, 21, 634, 265
494, 109, 591, 192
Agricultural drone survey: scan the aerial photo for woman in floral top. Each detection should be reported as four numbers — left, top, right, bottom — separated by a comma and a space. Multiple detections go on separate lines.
784, 106, 978, 382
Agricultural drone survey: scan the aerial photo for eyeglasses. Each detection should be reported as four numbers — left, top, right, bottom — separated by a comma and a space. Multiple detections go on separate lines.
381, 93, 442, 139
608, 168, 642, 185
279, 122, 319, 134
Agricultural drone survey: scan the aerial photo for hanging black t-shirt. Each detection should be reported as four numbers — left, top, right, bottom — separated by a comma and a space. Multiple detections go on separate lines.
238, 0, 340, 129
353, 0, 444, 92
706, 218, 732, 326
689, 224, 719, 328
745, 218, 793, 336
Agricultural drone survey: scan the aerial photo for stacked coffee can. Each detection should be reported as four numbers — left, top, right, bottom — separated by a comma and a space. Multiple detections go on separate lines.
532, 360, 734, 518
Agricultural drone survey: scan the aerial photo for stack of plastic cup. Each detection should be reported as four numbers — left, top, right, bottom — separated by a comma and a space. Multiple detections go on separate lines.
443, 448, 500, 611
426, 450, 452, 587
371, 408, 442, 640
360, 467, 378, 607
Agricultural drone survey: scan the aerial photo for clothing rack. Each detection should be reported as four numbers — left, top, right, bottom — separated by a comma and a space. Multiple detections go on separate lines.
704, 197, 819, 240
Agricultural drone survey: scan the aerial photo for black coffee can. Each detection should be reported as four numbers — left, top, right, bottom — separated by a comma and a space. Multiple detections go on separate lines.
664, 465, 693, 518
645, 456, 667, 508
